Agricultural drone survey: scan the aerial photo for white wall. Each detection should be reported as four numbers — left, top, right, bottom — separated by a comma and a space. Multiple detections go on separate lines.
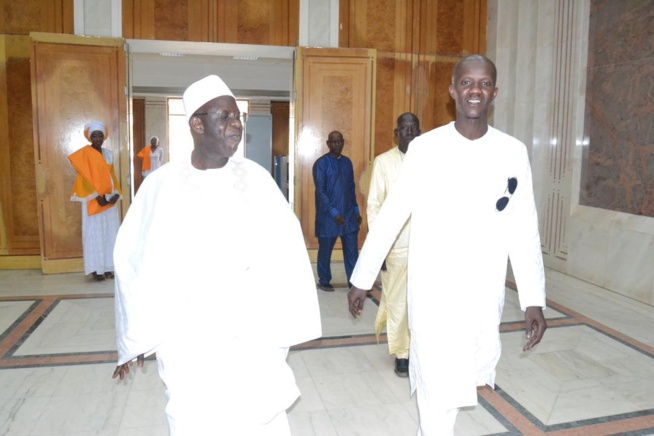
487, 0, 654, 305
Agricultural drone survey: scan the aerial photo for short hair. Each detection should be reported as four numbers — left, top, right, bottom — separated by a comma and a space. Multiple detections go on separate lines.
396, 112, 419, 127
452, 55, 497, 85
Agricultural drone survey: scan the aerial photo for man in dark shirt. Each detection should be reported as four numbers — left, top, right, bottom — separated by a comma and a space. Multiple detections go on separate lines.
313, 130, 362, 291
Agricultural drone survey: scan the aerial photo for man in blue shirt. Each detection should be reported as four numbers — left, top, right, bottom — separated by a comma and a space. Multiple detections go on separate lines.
313, 131, 362, 291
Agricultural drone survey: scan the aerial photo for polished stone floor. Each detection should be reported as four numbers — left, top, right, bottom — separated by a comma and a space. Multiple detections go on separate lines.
0, 265, 653, 435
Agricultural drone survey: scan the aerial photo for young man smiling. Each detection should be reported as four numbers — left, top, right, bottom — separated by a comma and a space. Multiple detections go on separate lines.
348, 55, 547, 435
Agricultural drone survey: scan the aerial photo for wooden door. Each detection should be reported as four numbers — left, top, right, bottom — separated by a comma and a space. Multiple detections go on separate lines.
132, 97, 146, 195
30, 32, 128, 274
294, 47, 376, 251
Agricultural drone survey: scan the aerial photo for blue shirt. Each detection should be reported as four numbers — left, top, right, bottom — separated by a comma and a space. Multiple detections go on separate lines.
313, 153, 360, 238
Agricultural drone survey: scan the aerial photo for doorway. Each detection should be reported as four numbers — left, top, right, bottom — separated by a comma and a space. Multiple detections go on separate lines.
127, 39, 294, 200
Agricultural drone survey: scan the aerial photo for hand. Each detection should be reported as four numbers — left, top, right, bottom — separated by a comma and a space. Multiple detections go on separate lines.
96, 195, 108, 206
357, 214, 362, 225
334, 215, 346, 226
523, 306, 547, 351
381, 261, 387, 272
112, 354, 145, 380
108, 194, 120, 204
347, 286, 368, 317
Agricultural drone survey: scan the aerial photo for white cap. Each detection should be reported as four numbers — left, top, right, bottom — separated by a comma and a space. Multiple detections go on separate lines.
182, 75, 235, 123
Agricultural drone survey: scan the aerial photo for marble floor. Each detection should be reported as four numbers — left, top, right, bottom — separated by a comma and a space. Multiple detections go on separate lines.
0, 265, 653, 435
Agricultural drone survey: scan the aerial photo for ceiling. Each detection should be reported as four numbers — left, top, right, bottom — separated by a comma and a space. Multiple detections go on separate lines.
127, 39, 295, 100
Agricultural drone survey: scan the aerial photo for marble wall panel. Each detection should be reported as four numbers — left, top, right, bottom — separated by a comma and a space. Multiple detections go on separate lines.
305, 0, 331, 47
580, 0, 654, 217
586, 0, 654, 67
488, 0, 654, 306
82, 0, 113, 37
566, 213, 610, 288
604, 226, 654, 305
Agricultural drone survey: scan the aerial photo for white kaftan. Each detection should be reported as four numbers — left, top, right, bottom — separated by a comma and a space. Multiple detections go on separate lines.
367, 147, 410, 357
142, 146, 164, 177
71, 148, 121, 275
114, 158, 322, 435
351, 122, 546, 411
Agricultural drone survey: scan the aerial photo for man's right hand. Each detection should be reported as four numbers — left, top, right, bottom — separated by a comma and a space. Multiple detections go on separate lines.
347, 287, 368, 317
334, 215, 346, 226
112, 354, 145, 381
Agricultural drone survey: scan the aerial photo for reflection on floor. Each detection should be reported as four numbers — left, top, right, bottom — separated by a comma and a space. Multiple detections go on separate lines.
0, 265, 653, 435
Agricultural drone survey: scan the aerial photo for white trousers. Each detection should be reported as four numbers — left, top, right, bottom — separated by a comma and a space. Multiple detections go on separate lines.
416, 387, 459, 436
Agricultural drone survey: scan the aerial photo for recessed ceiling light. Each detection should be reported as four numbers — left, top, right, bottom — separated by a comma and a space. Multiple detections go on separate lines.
233, 55, 259, 60
159, 52, 186, 57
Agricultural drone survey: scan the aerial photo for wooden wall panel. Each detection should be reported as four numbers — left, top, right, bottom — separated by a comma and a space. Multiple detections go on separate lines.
0, 35, 40, 255
217, 0, 299, 45
271, 101, 289, 156
132, 98, 146, 194
342, 0, 414, 53
295, 48, 375, 250
0, 0, 74, 34
339, 0, 486, 157
31, 34, 127, 273
123, 0, 299, 45
153, 0, 190, 41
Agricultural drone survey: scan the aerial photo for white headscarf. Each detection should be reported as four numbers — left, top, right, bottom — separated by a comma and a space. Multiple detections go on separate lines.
182, 75, 235, 123
84, 121, 107, 141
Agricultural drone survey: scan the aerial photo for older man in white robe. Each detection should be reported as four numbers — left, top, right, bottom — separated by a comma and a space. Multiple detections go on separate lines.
113, 75, 322, 435
348, 55, 547, 435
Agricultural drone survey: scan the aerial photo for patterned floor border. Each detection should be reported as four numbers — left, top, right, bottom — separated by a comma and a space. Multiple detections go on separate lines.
1, 284, 653, 434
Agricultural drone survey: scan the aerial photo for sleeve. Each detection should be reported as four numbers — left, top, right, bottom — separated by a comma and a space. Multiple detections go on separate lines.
248, 168, 322, 347
313, 159, 339, 218
350, 148, 415, 289
366, 156, 386, 228
349, 159, 360, 215
113, 177, 168, 364
508, 146, 547, 310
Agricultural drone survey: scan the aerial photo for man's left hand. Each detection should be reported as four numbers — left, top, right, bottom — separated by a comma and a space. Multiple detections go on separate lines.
523, 306, 547, 351
357, 214, 362, 225
112, 354, 145, 380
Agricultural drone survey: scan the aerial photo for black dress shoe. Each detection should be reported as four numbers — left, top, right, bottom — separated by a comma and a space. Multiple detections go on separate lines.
394, 358, 409, 377
317, 282, 335, 292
